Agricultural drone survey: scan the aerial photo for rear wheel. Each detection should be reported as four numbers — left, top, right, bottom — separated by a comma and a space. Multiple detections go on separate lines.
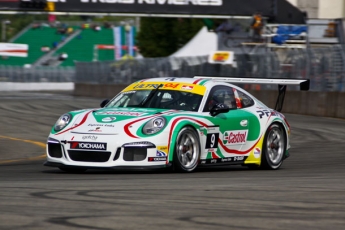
59, 166, 87, 173
261, 123, 286, 170
173, 127, 200, 173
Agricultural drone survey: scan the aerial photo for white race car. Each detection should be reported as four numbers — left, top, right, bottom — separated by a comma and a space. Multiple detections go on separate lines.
44, 76, 309, 173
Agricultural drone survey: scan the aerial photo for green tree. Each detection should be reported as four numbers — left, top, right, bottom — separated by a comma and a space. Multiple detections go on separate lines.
137, 17, 203, 57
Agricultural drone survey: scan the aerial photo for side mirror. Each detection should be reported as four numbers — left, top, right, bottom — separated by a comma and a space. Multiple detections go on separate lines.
100, 99, 110, 108
210, 103, 231, 116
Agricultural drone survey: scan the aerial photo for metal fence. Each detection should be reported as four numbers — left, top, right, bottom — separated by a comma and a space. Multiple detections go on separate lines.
75, 53, 283, 84
1, 45, 345, 92
75, 45, 345, 91
0, 66, 74, 82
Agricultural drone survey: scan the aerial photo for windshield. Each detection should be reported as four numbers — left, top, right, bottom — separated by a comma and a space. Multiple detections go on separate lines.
106, 89, 202, 112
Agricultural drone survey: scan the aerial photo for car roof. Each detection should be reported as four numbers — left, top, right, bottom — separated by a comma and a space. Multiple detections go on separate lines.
137, 77, 225, 86
138, 77, 202, 84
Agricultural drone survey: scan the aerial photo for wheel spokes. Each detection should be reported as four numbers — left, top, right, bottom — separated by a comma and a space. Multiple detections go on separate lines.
267, 128, 284, 164
177, 131, 198, 168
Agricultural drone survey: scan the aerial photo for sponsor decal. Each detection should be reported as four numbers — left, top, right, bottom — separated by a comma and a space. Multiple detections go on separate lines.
234, 156, 244, 161
203, 156, 248, 164
223, 130, 248, 145
102, 117, 116, 122
70, 142, 107, 150
148, 157, 167, 162
253, 147, 261, 158
80, 0, 222, 6
96, 111, 145, 116
88, 127, 102, 132
156, 150, 166, 157
256, 109, 271, 119
157, 146, 168, 154
82, 135, 98, 140
181, 85, 194, 90
88, 124, 114, 127
133, 83, 180, 89
221, 157, 232, 162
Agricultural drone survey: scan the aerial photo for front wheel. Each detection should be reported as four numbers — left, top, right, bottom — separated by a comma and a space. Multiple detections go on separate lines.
173, 127, 200, 173
261, 123, 286, 170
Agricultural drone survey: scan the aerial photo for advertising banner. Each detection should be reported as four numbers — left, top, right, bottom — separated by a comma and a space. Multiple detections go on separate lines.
114, 26, 122, 60
0, 0, 305, 24
0, 43, 28, 57
128, 26, 134, 57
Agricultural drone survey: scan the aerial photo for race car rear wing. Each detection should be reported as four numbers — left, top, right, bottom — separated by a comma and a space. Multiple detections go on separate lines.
193, 76, 310, 112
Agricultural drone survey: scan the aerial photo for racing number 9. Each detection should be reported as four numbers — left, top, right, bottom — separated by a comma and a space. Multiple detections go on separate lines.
206, 133, 219, 149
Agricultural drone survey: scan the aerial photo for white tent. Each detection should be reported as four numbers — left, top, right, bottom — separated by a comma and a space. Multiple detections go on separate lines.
170, 26, 217, 57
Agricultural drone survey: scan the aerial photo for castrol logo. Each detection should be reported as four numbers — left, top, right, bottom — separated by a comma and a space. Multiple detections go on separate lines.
223, 130, 248, 145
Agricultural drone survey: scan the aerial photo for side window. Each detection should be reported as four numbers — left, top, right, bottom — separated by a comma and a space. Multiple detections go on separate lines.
237, 90, 254, 108
203, 86, 236, 112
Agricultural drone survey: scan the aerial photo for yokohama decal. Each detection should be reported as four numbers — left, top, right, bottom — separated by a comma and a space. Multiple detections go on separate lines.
70, 142, 107, 150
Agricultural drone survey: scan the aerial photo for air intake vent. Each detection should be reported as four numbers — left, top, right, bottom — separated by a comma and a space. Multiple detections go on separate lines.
48, 143, 63, 158
68, 150, 111, 162
123, 147, 147, 161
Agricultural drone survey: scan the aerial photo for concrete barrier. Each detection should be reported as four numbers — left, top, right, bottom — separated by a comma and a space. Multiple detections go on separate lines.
74, 83, 345, 119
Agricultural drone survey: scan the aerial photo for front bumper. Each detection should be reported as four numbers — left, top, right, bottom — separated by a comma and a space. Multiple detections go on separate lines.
45, 134, 171, 168
44, 161, 172, 170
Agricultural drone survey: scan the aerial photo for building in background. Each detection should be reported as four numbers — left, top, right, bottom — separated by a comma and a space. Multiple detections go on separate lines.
287, 0, 345, 19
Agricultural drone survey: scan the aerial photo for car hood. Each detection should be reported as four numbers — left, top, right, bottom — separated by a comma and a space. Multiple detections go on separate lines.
69, 107, 177, 135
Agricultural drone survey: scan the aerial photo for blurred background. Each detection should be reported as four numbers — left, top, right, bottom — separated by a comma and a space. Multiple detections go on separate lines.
0, 0, 344, 113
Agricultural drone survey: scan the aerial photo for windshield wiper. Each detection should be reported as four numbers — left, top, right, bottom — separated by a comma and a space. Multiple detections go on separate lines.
139, 84, 163, 107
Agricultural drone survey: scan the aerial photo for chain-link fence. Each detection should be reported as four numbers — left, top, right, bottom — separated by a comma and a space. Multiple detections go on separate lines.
1, 45, 344, 91
0, 66, 74, 82
75, 45, 345, 91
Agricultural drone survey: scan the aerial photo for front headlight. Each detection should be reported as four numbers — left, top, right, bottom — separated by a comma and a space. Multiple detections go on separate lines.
142, 117, 166, 135
54, 113, 72, 132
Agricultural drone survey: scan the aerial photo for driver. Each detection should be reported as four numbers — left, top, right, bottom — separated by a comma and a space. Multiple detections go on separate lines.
208, 94, 224, 110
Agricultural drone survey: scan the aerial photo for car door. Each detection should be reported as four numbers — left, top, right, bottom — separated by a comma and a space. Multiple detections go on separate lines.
234, 88, 263, 153
202, 86, 260, 157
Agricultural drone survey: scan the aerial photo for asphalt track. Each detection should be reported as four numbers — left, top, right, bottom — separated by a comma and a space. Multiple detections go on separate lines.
0, 91, 344, 230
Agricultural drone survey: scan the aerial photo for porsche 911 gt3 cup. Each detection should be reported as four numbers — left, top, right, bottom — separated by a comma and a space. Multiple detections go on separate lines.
44, 76, 309, 173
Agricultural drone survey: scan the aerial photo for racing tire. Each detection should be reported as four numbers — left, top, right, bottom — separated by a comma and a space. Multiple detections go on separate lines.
260, 123, 286, 170
58, 166, 87, 173
173, 127, 201, 173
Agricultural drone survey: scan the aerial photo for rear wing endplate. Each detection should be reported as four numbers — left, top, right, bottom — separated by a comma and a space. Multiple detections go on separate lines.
194, 76, 310, 112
